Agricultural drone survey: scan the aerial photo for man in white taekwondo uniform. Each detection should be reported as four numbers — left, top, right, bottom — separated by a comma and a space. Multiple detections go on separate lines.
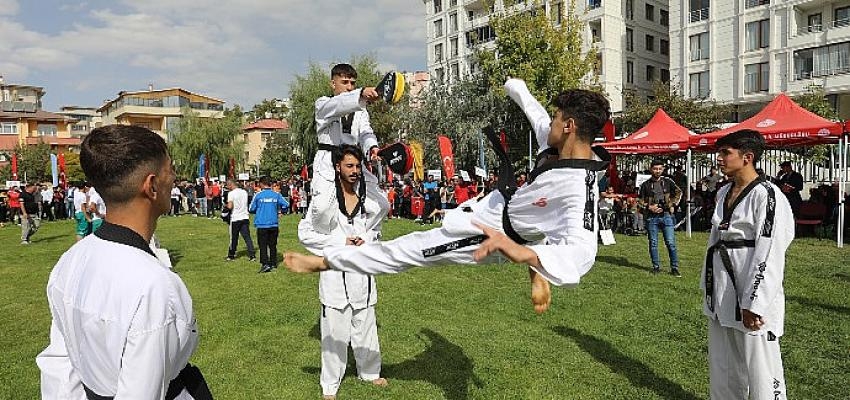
701, 129, 793, 400
310, 63, 390, 236
286, 78, 611, 314
298, 144, 389, 399
36, 125, 211, 400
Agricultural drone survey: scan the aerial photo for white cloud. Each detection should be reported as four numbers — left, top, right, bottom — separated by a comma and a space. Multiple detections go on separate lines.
0, 0, 19, 16
1, 1, 426, 109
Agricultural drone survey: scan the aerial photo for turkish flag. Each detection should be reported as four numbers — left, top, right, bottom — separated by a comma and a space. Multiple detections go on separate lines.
499, 129, 508, 152
58, 153, 67, 189
437, 135, 456, 179
301, 164, 309, 180
11, 153, 18, 180
602, 119, 616, 142
386, 165, 393, 183
229, 158, 235, 178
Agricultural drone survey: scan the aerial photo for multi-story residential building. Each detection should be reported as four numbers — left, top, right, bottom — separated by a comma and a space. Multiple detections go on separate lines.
98, 86, 225, 141
0, 79, 79, 154
404, 70, 431, 108
242, 118, 290, 171
671, 0, 850, 120
56, 106, 102, 137
422, 0, 671, 114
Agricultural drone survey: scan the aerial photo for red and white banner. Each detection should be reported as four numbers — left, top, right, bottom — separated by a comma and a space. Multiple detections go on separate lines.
58, 153, 67, 189
11, 153, 18, 180
437, 135, 456, 179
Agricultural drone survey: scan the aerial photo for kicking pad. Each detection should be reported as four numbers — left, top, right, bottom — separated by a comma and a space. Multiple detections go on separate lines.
378, 142, 413, 175
375, 71, 405, 104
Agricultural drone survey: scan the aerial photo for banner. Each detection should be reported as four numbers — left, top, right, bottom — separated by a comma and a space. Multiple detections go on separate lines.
58, 153, 67, 189
409, 140, 424, 181
300, 164, 309, 180
50, 154, 58, 187
11, 153, 18, 181
602, 119, 616, 141
437, 135, 456, 179
499, 129, 508, 152
228, 158, 235, 179
199, 154, 206, 179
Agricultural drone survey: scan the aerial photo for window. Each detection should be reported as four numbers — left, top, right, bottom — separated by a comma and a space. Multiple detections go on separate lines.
661, 39, 669, 55
451, 63, 460, 81
745, 19, 769, 51
449, 12, 458, 33
646, 34, 655, 52
38, 124, 58, 136
690, 0, 709, 22
467, 10, 474, 21
0, 122, 17, 134
661, 69, 670, 83
793, 42, 850, 79
450, 37, 458, 57
450, 0, 457, 6
660, 9, 669, 26
626, 28, 634, 51
626, 0, 634, 19
836, 6, 850, 27
434, 0, 442, 13
745, 62, 769, 93
435, 68, 445, 85
434, 43, 444, 62
806, 14, 822, 33
645, 3, 655, 21
745, 0, 769, 8
689, 32, 710, 60
434, 19, 443, 38
589, 0, 602, 9
466, 25, 496, 46
551, 2, 563, 25
689, 71, 710, 97
626, 61, 634, 83
261, 132, 271, 142
646, 65, 656, 81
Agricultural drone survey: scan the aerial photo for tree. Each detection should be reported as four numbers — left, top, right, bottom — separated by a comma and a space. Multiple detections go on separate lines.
792, 85, 836, 165
287, 55, 397, 166
618, 80, 732, 135
258, 131, 296, 179
248, 98, 289, 121
13, 143, 52, 182
168, 108, 245, 179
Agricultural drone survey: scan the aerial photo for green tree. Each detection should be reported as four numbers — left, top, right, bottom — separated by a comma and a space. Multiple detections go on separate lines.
287, 55, 396, 166
13, 143, 52, 182
258, 131, 296, 179
168, 108, 245, 179
792, 85, 837, 165
248, 98, 289, 121
618, 80, 732, 135
63, 153, 85, 183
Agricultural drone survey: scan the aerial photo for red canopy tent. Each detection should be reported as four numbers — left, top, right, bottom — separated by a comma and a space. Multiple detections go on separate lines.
690, 93, 843, 150
601, 109, 694, 154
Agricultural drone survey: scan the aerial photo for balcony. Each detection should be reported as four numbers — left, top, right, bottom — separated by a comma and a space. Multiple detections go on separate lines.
0, 101, 37, 113
690, 8, 709, 23
744, 0, 769, 9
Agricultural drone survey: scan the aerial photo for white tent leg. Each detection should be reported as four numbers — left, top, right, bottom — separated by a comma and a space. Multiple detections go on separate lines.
838, 135, 846, 248
687, 149, 692, 238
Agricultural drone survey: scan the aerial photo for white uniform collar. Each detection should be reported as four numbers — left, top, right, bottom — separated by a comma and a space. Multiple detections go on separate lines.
94, 222, 156, 258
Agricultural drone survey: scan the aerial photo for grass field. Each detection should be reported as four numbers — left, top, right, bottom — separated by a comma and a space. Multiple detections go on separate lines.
0, 214, 847, 399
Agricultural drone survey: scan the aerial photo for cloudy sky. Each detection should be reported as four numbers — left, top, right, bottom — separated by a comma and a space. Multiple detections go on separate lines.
0, 0, 426, 111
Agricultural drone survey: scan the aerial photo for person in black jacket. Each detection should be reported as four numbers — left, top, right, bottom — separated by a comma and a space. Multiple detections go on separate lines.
638, 160, 683, 276
775, 161, 803, 217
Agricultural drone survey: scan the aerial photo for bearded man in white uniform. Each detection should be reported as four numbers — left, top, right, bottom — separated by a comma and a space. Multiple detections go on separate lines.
286, 78, 611, 314
299, 144, 389, 400
309, 63, 389, 236
702, 129, 793, 400
37, 125, 211, 400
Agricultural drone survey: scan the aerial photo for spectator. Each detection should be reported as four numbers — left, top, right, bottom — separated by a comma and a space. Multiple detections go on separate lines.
8, 186, 21, 225
249, 176, 288, 273
195, 179, 208, 217
169, 182, 182, 216
41, 185, 54, 221
19, 183, 41, 244
638, 159, 683, 276
775, 161, 803, 217
700, 167, 724, 205
225, 179, 256, 262
65, 185, 76, 219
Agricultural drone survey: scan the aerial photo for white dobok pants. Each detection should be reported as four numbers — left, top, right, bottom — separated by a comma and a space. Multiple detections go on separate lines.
708, 318, 786, 400
320, 304, 381, 396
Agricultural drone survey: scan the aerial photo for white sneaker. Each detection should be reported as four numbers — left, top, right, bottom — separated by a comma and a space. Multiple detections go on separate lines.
21, 240, 29, 245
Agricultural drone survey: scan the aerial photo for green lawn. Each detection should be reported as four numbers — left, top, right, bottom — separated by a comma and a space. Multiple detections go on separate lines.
0, 215, 847, 399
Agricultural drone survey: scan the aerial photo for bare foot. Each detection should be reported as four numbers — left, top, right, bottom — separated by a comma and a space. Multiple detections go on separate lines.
529, 268, 551, 314
283, 252, 326, 273
371, 377, 389, 387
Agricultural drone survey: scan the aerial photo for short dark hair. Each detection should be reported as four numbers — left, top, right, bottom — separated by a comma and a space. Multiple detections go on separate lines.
550, 89, 610, 143
779, 160, 792, 168
331, 63, 357, 79
332, 144, 364, 165
259, 175, 272, 186
80, 125, 168, 205
650, 159, 665, 167
716, 129, 765, 164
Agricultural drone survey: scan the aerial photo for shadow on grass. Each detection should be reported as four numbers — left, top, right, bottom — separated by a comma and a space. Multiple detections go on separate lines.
552, 326, 699, 400
169, 249, 184, 267
596, 255, 648, 272
787, 295, 850, 316
32, 233, 68, 244
833, 272, 850, 283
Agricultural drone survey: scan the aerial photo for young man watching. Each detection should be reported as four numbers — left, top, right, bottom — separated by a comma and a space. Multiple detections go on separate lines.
286, 78, 611, 314
225, 179, 256, 262
638, 160, 683, 276
19, 183, 41, 244
249, 175, 289, 273
298, 145, 389, 399
72, 182, 91, 241
37, 125, 211, 399
702, 129, 793, 399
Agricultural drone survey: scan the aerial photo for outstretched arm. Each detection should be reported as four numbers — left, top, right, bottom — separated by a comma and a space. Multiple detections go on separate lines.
504, 79, 552, 154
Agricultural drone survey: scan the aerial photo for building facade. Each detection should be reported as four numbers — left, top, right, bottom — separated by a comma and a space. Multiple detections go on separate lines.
242, 118, 290, 171
422, 0, 671, 114
670, 0, 850, 120
98, 87, 225, 141
0, 81, 79, 154
56, 106, 102, 138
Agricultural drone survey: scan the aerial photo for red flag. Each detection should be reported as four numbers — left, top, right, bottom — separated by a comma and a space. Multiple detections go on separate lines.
58, 153, 67, 189
602, 119, 616, 142
11, 153, 18, 181
386, 165, 393, 183
437, 135, 456, 179
300, 164, 309, 180
229, 158, 235, 179
499, 129, 508, 152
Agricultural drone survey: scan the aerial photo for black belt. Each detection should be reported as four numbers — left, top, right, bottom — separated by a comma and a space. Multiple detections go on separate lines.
83, 363, 213, 400
483, 127, 528, 245
704, 239, 756, 321
317, 143, 338, 152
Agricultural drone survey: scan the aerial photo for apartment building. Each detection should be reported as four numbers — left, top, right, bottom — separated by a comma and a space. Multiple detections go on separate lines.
670, 0, 850, 120
0, 80, 79, 153
423, 0, 672, 114
56, 106, 102, 137
242, 118, 290, 169
98, 87, 225, 142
